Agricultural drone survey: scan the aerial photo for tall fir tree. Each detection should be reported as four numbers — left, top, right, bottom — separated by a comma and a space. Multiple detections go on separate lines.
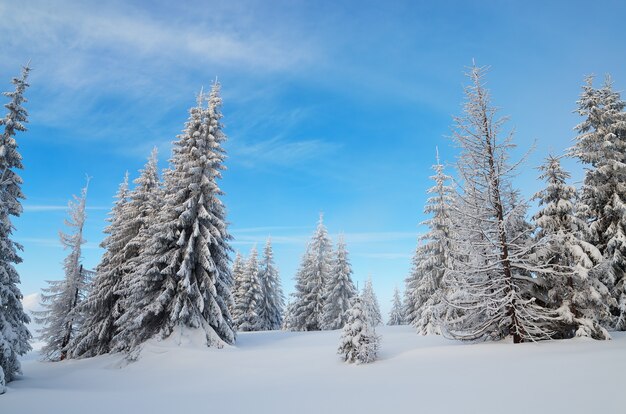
412, 152, 454, 335
290, 215, 333, 331
361, 277, 382, 326
387, 287, 405, 326
321, 235, 356, 330
571, 76, 626, 330
114, 84, 235, 351
36, 179, 90, 360
441, 65, 556, 343
235, 246, 263, 332
257, 238, 284, 330
532, 155, 611, 339
0, 65, 31, 387
70, 174, 131, 358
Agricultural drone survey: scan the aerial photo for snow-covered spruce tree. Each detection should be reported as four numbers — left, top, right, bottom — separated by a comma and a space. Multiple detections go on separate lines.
361, 277, 382, 326
69, 174, 131, 358
36, 179, 90, 360
117, 148, 162, 288
281, 299, 296, 331
571, 76, 626, 330
337, 296, 379, 364
72, 149, 162, 357
229, 252, 245, 323
403, 243, 423, 326
441, 65, 557, 343
235, 246, 263, 332
290, 215, 333, 331
321, 235, 356, 330
412, 152, 454, 335
0, 65, 31, 386
387, 287, 405, 326
532, 155, 611, 339
113, 84, 235, 351
257, 238, 284, 330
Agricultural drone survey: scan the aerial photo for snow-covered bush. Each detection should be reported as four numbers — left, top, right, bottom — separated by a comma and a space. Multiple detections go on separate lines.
338, 297, 380, 364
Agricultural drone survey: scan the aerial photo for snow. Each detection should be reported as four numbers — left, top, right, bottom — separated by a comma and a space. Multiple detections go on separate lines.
3, 325, 625, 413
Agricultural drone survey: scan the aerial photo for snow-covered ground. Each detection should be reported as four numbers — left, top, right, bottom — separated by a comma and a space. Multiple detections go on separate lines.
2, 325, 624, 413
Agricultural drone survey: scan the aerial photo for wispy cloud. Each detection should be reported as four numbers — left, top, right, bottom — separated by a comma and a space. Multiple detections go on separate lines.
23, 205, 110, 212
16, 237, 101, 250
231, 136, 341, 168
0, 1, 318, 87
231, 234, 309, 247
230, 230, 418, 247
231, 225, 311, 234
339, 232, 418, 244
357, 252, 413, 260
21, 292, 42, 313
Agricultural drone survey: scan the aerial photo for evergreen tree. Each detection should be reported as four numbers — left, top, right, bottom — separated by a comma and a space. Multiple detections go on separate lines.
571, 76, 626, 330
441, 65, 556, 343
403, 243, 423, 326
337, 296, 379, 364
229, 252, 245, 323
118, 147, 162, 291
235, 246, 263, 332
412, 152, 454, 335
70, 174, 131, 358
0, 65, 31, 385
361, 277, 382, 326
532, 155, 611, 339
321, 235, 356, 330
387, 287, 405, 326
36, 179, 90, 360
281, 299, 296, 331
257, 238, 284, 330
290, 215, 333, 331
114, 84, 235, 351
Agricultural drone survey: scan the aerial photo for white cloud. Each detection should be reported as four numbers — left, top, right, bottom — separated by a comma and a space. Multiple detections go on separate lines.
230, 230, 418, 246
16, 237, 101, 250
23, 205, 109, 212
21, 292, 42, 314
357, 252, 413, 260
0, 1, 317, 86
231, 136, 341, 168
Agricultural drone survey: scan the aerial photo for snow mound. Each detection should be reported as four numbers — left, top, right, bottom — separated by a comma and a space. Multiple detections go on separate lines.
2, 326, 626, 414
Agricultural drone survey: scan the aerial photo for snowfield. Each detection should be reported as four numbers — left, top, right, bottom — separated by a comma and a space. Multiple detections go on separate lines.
2, 325, 625, 413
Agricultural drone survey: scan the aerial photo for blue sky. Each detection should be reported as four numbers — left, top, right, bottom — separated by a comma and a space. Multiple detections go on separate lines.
2, 0, 626, 316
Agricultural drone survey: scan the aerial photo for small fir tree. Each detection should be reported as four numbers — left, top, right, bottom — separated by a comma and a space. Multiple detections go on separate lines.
257, 238, 284, 330
361, 277, 382, 326
321, 235, 357, 330
338, 296, 380, 364
291, 215, 333, 331
230, 252, 246, 323
235, 246, 263, 332
387, 287, 405, 326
